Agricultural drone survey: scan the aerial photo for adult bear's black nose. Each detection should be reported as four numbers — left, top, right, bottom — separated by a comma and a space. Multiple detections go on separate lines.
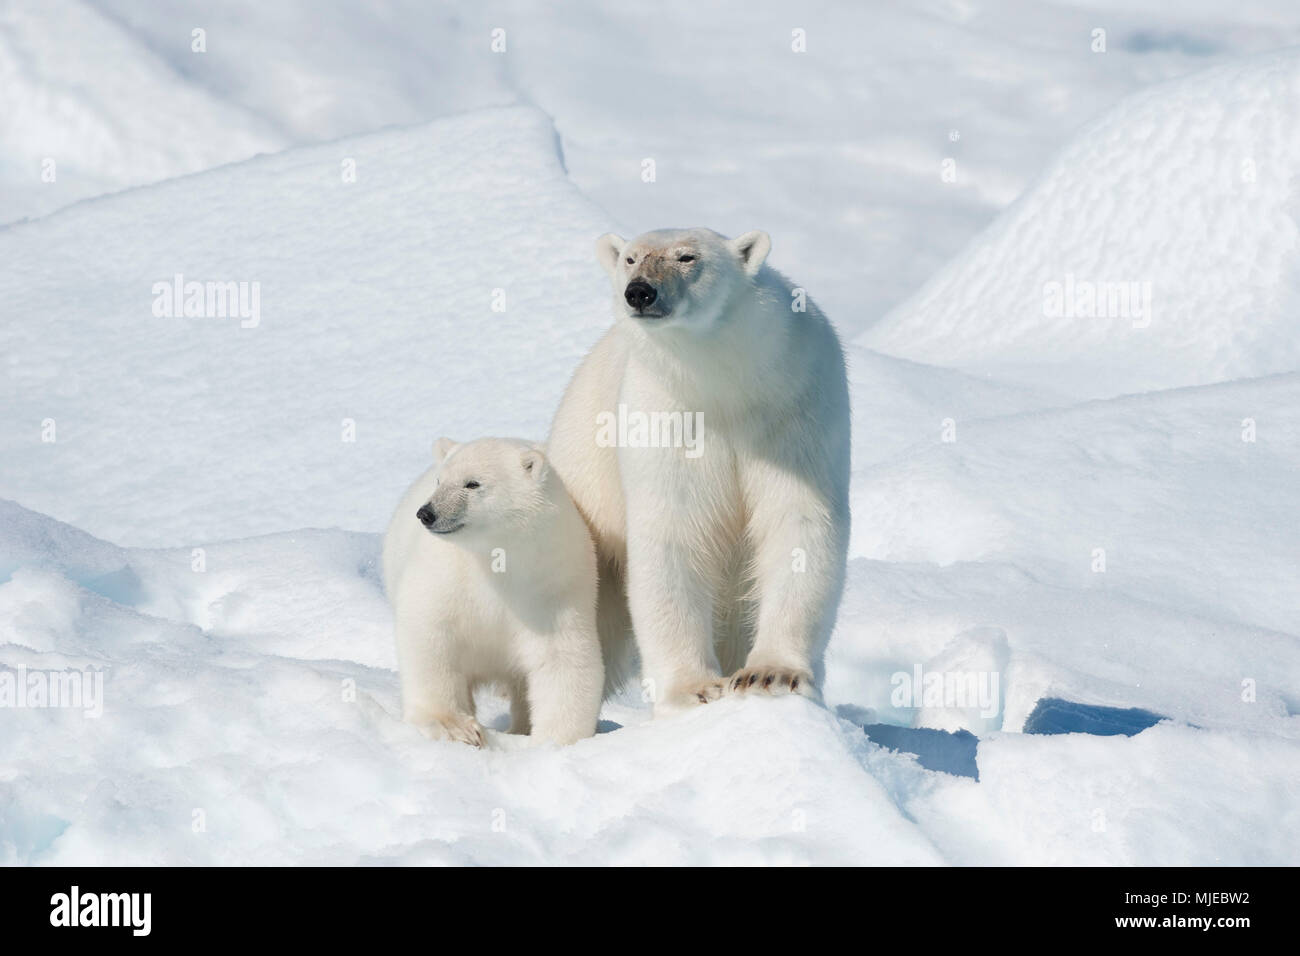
416, 504, 437, 528
624, 280, 657, 310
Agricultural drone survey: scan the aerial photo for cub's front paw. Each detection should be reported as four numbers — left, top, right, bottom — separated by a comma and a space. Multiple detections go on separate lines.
653, 677, 727, 715
727, 666, 819, 702
416, 713, 487, 748
688, 676, 728, 705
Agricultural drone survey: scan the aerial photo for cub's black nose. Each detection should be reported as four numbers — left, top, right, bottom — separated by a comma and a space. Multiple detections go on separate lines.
624, 280, 657, 310
416, 504, 436, 527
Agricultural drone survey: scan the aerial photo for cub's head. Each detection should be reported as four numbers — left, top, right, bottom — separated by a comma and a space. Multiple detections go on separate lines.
416, 437, 550, 544
595, 227, 771, 332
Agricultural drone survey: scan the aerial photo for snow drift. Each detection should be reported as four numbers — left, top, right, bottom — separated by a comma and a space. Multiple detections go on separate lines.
0, 106, 613, 547
860, 50, 1300, 398
4, 497, 1297, 866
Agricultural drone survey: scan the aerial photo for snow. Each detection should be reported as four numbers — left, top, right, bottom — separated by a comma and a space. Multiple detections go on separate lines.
11, 1, 1300, 326
859, 51, 1300, 397
4, 2, 1300, 866
0, 0, 285, 223
906, 723, 1300, 865
0, 106, 613, 546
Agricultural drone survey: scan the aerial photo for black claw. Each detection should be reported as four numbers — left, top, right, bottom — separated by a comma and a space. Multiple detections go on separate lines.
763, 675, 774, 688
790, 677, 800, 691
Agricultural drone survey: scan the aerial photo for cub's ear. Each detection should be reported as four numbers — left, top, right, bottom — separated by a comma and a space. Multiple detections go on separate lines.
520, 447, 548, 482
433, 437, 459, 463
730, 230, 771, 277
595, 233, 627, 277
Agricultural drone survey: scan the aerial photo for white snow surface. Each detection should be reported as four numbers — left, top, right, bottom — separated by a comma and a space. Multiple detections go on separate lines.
859, 50, 1300, 397
3, 3, 1300, 865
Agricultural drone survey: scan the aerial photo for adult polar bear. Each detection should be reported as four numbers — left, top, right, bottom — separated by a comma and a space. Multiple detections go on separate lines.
548, 227, 850, 714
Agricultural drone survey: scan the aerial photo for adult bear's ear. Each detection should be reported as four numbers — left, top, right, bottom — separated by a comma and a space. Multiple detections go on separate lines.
595, 233, 627, 277
520, 447, 548, 482
730, 230, 771, 277
433, 437, 459, 463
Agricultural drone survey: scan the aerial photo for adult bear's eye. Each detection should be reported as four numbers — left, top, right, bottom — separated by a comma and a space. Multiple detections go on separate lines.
464, 480, 480, 489
678, 254, 696, 262
625, 257, 634, 264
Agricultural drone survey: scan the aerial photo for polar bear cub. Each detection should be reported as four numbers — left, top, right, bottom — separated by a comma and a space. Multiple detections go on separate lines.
383, 436, 603, 746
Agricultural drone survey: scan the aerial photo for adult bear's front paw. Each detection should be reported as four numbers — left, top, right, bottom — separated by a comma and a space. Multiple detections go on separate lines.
727, 666, 819, 702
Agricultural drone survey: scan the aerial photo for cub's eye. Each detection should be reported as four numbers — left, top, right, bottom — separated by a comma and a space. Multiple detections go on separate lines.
678, 254, 696, 263
625, 257, 634, 264
464, 480, 480, 490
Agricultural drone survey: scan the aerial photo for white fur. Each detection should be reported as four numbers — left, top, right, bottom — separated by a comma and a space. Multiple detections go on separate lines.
383, 437, 603, 745
549, 228, 851, 714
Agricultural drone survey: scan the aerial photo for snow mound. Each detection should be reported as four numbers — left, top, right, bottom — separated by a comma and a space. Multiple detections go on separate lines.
827, 553, 1300, 738
5, 497, 1299, 865
12, 1, 1300, 316
0, 0, 285, 222
0, 105, 614, 547
845, 347, 1059, 467
1, 0, 517, 224
86, 0, 513, 144
848, 373, 1300, 637
910, 723, 1300, 865
0, 500, 947, 866
858, 51, 1300, 397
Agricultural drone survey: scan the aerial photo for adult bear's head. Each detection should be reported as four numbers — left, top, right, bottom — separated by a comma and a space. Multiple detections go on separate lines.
594, 227, 770, 333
